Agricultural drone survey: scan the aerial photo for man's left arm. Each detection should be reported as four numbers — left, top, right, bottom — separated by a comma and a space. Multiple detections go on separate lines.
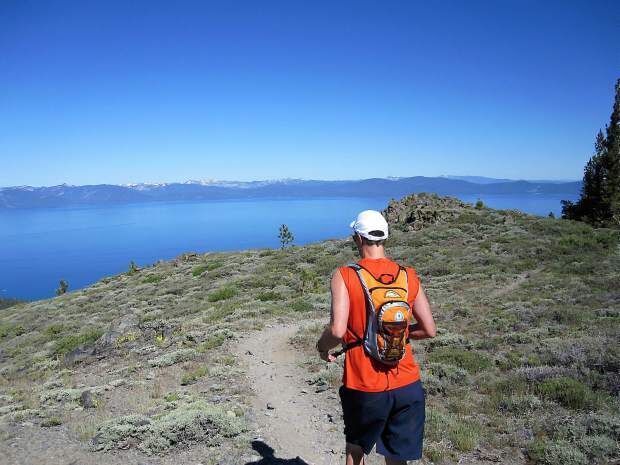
316, 269, 349, 362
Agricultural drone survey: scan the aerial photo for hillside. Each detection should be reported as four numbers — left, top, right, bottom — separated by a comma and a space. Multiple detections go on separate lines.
0, 193, 618, 465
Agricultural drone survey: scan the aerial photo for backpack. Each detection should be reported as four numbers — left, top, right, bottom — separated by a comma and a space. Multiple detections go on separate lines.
343, 263, 413, 366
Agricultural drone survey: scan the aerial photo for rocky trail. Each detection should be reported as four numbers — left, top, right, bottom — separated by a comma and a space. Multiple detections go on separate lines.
236, 323, 346, 465
236, 322, 396, 465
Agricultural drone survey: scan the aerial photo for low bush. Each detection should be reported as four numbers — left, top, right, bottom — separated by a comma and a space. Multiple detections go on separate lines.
207, 286, 237, 302
40, 417, 62, 427
181, 366, 208, 385
426, 362, 471, 386
535, 377, 594, 410
197, 332, 229, 352
202, 303, 236, 323
427, 347, 492, 373
148, 349, 197, 368
579, 434, 618, 461
257, 291, 281, 301
425, 409, 481, 452
528, 439, 588, 465
91, 401, 244, 454
496, 394, 542, 413
53, 328, 104, 355
0, 323, 25, 339
142, 275, 163, 284
44, 324, 67, 338
206, 261, 224, 271
192, 265, 208, 277
290, 298, 313, 312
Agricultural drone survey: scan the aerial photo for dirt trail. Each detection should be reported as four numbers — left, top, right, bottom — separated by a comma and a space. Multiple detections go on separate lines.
236, 323, 346, 465
489, 267, 543, 299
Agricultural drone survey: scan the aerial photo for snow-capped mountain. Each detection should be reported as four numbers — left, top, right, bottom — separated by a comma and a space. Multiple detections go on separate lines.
0, 177, 581, 209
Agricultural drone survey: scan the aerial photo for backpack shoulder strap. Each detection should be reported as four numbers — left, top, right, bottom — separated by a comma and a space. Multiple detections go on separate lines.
397, 265, 410, 301
338, 264, 371, 354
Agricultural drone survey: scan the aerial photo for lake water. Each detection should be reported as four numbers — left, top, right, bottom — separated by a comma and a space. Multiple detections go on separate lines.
0, 193, 576, 300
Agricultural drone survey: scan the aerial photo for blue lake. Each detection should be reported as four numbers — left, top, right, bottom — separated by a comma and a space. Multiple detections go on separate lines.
0, 193, 576, 300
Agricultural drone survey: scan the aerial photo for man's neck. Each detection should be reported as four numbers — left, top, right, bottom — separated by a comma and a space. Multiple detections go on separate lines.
360, 246, 386, 260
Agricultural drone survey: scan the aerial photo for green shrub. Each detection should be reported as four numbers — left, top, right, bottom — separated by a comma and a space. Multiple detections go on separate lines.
41, 417, 62, 427
142, 275, 163, 284
300, 268, 319, 294
587, 412, 620, 440
44, 324, 66, 338
552, 308, 585, 326
198, 333, 228, 352
290, 298, 313, 312
206, 261, 224, 271
427, 347, 492, 373
426, 362, 471, 386
180, 366, 208, 385
54, 328, 104, 355
127, 261, 139, 275
496, 394, 542, 413
205, 303, 235, 322
535, 377, 593, 410
207, 286, 237, 302
0, 323, 26, 339
257, 291, 281, 302
579, 434, 618, 460
192, 265, 209, 277
449, 420, 480, 452
164, 392, 180, 402
425, 410, 480, 452
91, 401, 244, 454
528, 439, 588, 465
148, 349, 197, 367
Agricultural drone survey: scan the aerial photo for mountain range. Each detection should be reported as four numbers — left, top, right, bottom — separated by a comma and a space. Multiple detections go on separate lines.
0, 176, 581, 209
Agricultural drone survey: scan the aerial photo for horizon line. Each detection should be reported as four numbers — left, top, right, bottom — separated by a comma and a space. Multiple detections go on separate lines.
0, 175, 581, 190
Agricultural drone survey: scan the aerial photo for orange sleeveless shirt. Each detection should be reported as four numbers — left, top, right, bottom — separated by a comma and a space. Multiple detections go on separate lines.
339, 257, 421, 392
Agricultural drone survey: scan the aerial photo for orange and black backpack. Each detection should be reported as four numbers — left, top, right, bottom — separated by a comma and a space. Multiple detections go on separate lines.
341, 263, 413, 366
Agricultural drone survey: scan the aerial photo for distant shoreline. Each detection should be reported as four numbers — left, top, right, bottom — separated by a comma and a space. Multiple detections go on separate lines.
0, 176, 581, 210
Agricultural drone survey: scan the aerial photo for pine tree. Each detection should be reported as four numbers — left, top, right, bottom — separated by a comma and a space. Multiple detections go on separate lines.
55, 279, 69, 296
278, 224, 294, 249
562, 79, 620, 227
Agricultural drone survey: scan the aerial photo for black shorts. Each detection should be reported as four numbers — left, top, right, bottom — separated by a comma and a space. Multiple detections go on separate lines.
339, 381, 425, 461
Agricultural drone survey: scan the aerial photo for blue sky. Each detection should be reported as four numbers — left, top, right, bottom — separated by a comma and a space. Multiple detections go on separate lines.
1, 0, 618, 186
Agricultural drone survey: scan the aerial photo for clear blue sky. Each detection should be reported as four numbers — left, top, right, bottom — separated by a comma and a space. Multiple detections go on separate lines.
1, 0, 618, 186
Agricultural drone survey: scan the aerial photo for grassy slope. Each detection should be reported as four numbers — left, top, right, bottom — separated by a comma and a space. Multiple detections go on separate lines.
0, 193, 618, 464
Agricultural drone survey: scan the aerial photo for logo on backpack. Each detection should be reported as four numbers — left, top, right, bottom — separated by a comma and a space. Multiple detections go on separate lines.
344, 264, 413, 366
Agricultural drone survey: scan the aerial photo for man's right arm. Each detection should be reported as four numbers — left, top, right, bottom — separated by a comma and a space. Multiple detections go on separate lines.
409, 286, 436, 340
316, 269, 350, 361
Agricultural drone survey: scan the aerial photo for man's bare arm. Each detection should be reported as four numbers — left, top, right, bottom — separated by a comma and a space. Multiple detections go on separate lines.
316, 270, 349, 361
409, 286, 436, 340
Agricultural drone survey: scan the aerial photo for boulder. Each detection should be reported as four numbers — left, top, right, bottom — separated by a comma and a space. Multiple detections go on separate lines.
80, 390, 97, 409
96, 313, 140, 348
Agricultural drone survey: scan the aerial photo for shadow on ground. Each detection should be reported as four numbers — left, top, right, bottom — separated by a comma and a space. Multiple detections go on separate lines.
244, 440, 311, 465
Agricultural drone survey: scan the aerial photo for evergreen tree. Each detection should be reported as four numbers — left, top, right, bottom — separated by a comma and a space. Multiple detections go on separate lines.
278, 224, 294, 249
55, 279, 69, 296
562, 79, 620, 227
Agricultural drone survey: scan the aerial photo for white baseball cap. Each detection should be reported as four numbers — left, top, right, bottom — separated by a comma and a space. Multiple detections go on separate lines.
350, 210, 389, 241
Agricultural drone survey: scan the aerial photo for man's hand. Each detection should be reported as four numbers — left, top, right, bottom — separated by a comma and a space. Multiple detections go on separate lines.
318, 349, 337, 363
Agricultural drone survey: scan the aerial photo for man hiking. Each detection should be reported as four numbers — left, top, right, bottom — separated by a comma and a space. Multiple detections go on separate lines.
316, 210, 436, 465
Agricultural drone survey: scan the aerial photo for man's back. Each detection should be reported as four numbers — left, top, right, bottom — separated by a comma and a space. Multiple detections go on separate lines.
316, 209, 436, 465
339, 257, 421, 392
